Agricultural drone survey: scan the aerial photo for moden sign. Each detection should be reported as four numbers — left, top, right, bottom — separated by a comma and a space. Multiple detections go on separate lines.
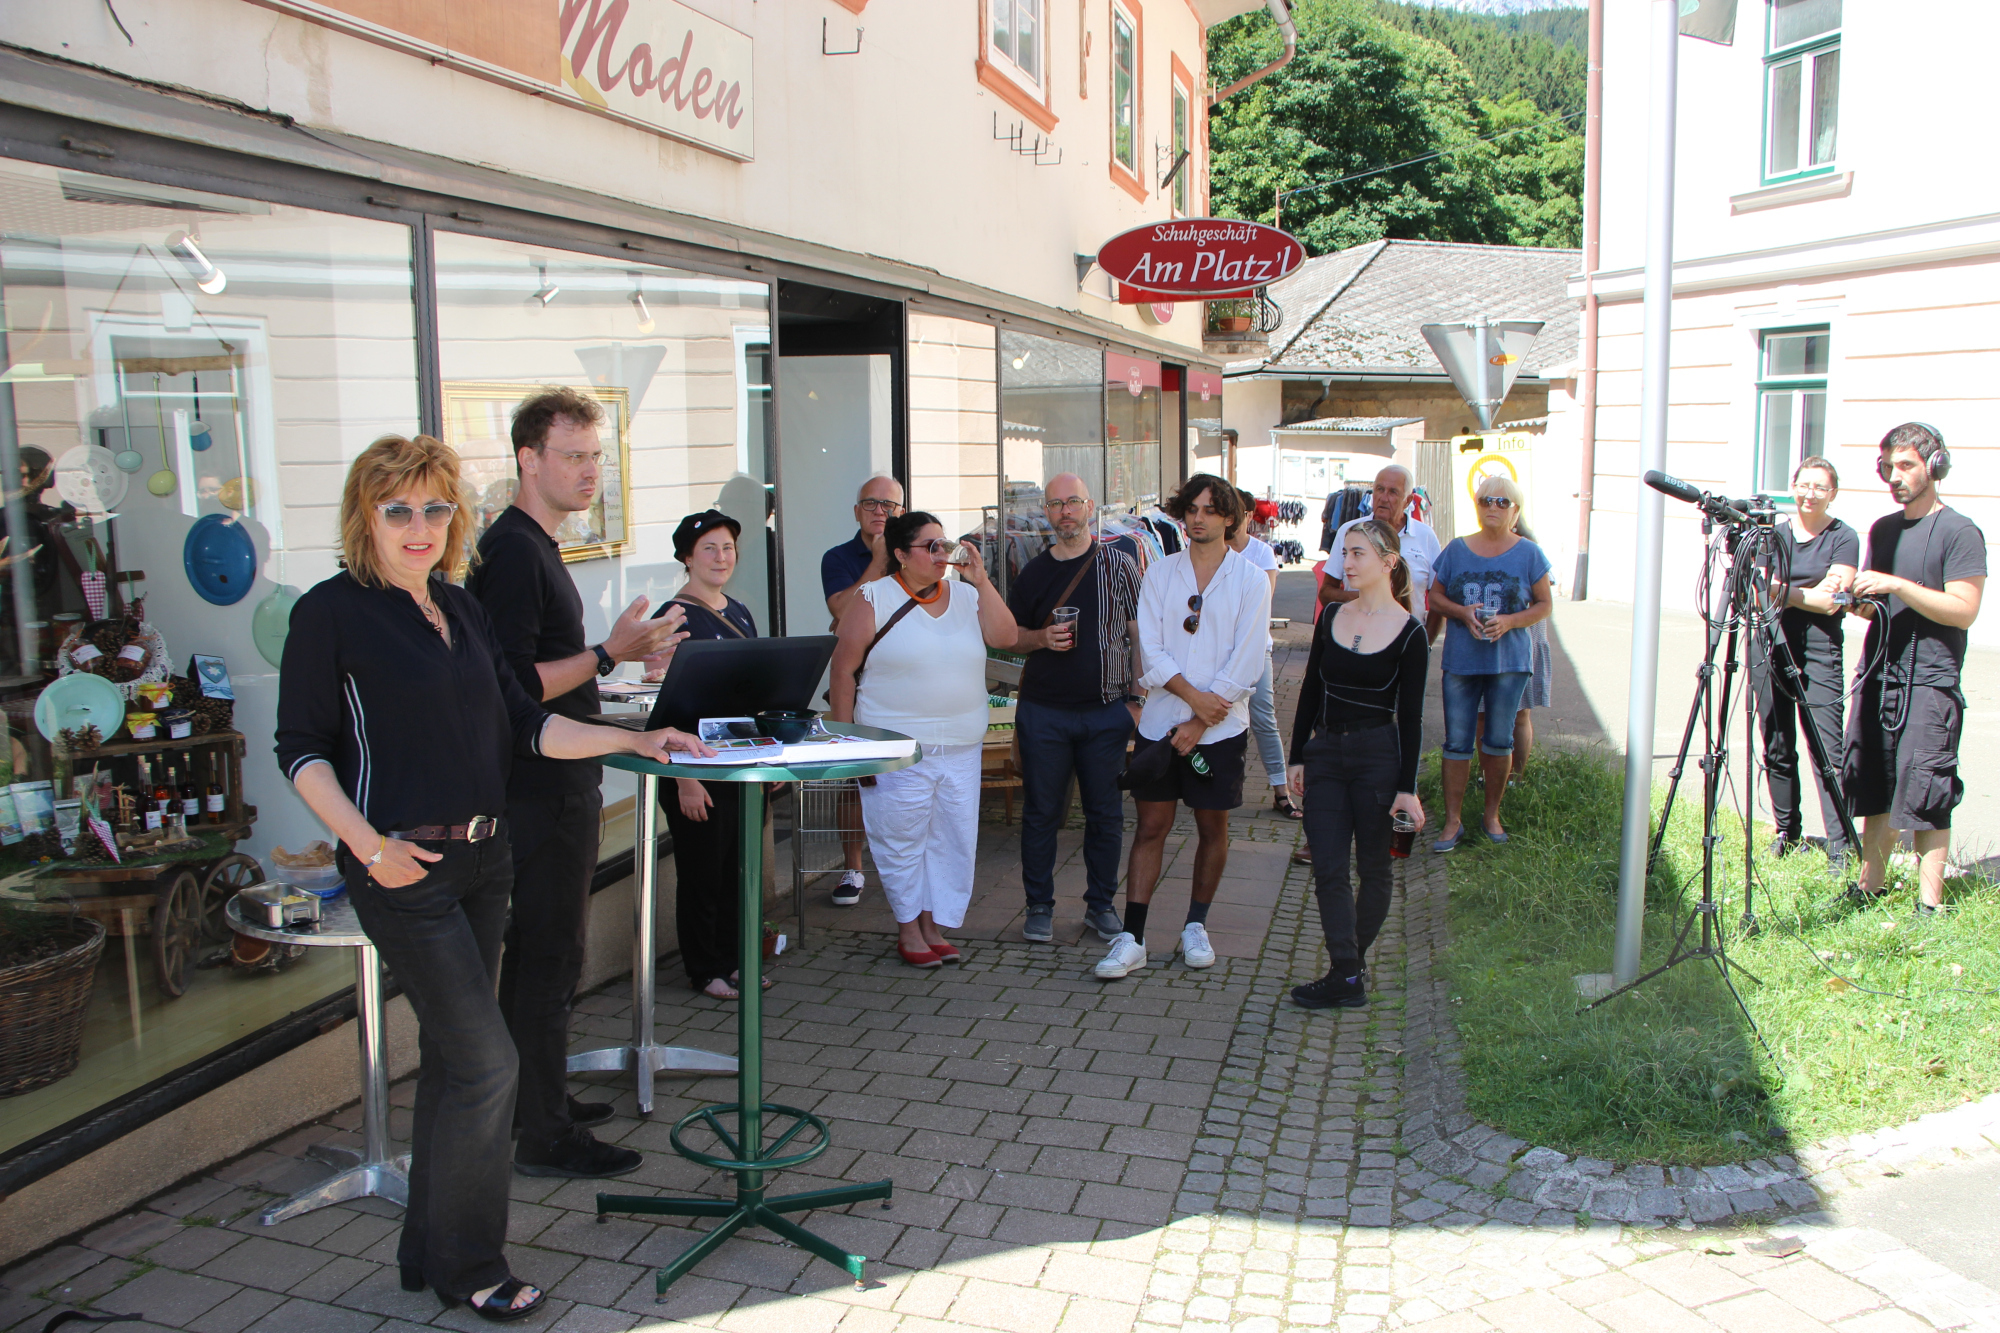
560, 0, 754, 160
1097, 219, 1304, 304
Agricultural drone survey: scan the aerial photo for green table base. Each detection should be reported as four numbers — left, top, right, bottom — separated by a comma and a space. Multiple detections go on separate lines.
595, 727, 917, 1296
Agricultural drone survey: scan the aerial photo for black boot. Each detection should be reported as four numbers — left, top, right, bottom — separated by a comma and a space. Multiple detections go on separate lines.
1291, 966, 1367, 1010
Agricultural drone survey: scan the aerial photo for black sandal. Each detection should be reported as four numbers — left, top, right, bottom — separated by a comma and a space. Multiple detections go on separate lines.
1274, 789, 1303, 820
442, 1277, 544, 1323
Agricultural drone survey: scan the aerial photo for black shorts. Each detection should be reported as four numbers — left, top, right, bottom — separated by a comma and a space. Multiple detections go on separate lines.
1126, 730, 1248, 810
1843, 680, 1964, 831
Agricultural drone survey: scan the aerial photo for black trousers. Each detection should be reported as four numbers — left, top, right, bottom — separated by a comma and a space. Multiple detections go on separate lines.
496, 788, 600, 1155
1750, 624, 1850, 855
1301, 725, 1399, 965
663, 780, 747, 989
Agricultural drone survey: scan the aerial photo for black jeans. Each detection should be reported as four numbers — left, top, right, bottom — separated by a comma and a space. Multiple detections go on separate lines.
663, 780, 748, 988
343, 836, 516, 1300
497, 788, 600, 1154
1016, 697, 1131, 911
1751, 623, 1849, 854
1301, 726, 1398, 965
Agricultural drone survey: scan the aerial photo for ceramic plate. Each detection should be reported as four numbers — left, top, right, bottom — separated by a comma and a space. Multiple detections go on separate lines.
184, 513, 257, 606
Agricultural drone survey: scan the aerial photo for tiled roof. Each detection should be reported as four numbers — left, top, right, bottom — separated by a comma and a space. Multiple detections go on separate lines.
1260, 239, 1581, 376
1271, 416, 1425, 433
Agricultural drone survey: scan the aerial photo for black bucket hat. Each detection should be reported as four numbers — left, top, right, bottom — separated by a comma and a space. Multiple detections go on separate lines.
672, 509, 742, 561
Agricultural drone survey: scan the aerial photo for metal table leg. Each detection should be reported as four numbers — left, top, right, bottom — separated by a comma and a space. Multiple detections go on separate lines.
566, 770, 737, 1113
261, 942, 411, 1225
598, 780, 892, 1297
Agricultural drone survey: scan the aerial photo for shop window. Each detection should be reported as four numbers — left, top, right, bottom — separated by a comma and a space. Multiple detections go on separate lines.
990, 0, 1043, 91
1764, 0, 1840, 181
1111, 4, 1141, 181
430, 232, 770, 865
999, 330, 1106, 584
1104, 352, 1163, 524
1755, 327, 1830, 496
0, 159, 418, 1157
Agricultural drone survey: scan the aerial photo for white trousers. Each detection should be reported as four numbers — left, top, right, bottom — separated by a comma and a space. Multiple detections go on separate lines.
857, 742, 982, 928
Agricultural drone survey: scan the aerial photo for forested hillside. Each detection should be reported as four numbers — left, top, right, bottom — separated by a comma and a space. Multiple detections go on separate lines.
1206, 0, 1586, 254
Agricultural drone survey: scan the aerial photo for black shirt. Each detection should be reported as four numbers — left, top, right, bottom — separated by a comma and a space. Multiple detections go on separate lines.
821, 533, 873, 602
1289, 607, 1428, 792
657, 594, 758, 641
1861, 506, 1988, 687
275, 572, 550, 829
1005, 544, 1142, 708
466, 506, 602, 799
1778, 517, 1860, 645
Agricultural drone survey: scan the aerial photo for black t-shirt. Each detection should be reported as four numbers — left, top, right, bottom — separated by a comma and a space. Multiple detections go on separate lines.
1778, 517, 1860, 644
466, 506, 600, 799
1861, 506, 1988, 687
1007, 546, 1139, 708
656, 594, 758, 641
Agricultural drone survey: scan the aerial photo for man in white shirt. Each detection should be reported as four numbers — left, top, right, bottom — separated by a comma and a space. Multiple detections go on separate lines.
1096, 475, 1273, 981
1230, 490, 1293, 817
1322, 463, 1441, 613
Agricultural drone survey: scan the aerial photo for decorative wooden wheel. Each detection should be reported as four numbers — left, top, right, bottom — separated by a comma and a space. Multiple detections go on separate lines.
199, 853, 264, 943
152, 869, 203, 998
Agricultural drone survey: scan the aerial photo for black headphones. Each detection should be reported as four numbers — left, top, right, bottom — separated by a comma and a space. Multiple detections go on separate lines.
1877, 421, 1951, 482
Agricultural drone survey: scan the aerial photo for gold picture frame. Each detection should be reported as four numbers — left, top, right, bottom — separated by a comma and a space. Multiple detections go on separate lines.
441, 381, 632, 564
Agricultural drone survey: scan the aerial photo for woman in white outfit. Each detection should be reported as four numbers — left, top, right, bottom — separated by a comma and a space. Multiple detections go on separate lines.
829, 511, 1019, 968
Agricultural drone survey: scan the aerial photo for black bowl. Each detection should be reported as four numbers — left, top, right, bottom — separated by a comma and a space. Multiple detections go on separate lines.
755, 709, 818, 743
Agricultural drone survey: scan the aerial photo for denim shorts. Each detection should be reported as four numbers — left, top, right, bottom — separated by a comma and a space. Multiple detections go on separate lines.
1441, 670, 1531, 760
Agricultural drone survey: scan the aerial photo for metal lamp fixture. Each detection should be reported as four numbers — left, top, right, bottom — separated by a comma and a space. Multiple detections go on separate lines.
530, 263, 559, 307
630, 286, 655, 334
165, 231, 227, 295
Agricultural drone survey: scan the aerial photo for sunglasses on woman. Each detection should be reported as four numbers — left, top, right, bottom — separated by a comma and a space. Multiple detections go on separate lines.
377, 502, 459, 527
1477, 496, 1515, 510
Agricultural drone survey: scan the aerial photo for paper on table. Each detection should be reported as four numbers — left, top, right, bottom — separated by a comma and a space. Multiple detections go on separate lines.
670, 717, 917, 766
598, 680, 659, 700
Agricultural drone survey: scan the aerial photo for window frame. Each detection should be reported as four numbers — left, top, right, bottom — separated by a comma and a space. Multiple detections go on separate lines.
1109, 0, 1145, 202
977, 0, 1058, 134
1761, 1, 1841, 185
988, 0, 1045, 95
1169, 55, 1194, 216
1752, 324, 1832, 500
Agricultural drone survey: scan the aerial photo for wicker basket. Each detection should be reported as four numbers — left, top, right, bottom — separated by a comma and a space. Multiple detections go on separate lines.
0, 917, 106, 1096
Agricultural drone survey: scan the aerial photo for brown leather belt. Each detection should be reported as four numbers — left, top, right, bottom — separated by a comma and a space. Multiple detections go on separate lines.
390, 816, 500, 842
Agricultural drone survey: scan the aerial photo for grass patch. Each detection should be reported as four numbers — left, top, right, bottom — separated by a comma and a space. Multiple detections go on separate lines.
1428, 744, 2000, 1166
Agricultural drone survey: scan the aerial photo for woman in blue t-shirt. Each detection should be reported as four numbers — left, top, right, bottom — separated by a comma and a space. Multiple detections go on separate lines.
1427, 475, 1552, 850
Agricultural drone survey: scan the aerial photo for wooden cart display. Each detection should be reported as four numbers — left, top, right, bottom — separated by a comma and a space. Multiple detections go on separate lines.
19, 729, 260, 999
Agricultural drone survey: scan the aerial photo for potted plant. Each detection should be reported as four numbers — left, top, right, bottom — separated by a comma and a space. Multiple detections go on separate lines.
0, 899, 105, 1096
1207, 298, 1254, 335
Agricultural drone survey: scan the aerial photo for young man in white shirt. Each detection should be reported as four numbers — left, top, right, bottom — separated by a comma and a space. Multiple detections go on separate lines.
1096, 475, 1273, 980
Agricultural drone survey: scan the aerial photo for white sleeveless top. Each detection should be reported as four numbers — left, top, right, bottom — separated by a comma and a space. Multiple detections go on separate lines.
853, 577, 991, 747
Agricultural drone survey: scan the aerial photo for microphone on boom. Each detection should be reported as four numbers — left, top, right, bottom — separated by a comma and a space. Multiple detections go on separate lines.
1644, 469, 1749, 525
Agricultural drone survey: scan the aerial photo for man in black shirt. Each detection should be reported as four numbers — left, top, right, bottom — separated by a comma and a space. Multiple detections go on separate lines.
468, 388, 684, 1178
1005, 473, 1142, 944
1844, 423, 1987, 913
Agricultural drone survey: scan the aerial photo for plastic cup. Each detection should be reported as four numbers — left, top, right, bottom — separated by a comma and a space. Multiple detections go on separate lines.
1050, 606, 1079, 650
1391, 810, 1417, 858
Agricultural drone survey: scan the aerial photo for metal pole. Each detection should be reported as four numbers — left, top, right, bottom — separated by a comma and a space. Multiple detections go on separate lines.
0, 291, 40, 675
632, 774, 658, 1114
1613, 0, 1680, 985
354, 943, 390, 1165
738, 780, 766, 1201
1573, 0, 1606, 600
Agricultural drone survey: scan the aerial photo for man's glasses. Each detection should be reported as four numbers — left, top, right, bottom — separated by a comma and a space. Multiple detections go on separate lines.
1477, 496, 1516, 509
1043, 497, 1089, 512
552, 450, 602, 466
378, 502, 458, 528
857, 498, 902, 515
1183, 593, 1203, 635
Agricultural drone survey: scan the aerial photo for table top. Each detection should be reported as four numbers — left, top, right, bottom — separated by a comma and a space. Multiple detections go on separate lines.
602, 721, 920, 783
225, 892, 369, 947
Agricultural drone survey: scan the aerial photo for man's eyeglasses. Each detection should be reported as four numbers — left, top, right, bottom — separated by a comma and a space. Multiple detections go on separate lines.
1477, 496, 1516, 510
857, 498, 902, 515
1043, 497, 1089, 512
378, 502, 458, 528
552, 450, 602, 467
1183, 593, 1203, 635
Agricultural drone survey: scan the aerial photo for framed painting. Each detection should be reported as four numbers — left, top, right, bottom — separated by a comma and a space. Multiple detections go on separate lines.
440, 381, 631, 563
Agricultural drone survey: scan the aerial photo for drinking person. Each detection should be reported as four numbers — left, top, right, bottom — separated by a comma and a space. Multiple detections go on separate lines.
276, 434, 709, 1321
1427, 474, 1551, 850
1286, 520, 1427, 1010
828, 511, 1019, 966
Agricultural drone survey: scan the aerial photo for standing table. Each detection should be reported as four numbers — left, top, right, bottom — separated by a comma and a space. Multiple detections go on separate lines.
596, 723, 919, 1297
224, 894, 410, 1226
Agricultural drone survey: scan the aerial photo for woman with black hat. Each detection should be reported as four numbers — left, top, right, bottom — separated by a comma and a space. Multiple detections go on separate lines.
654, 510, 762, 998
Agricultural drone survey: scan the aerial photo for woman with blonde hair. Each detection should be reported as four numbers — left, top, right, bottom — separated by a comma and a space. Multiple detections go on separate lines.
1285, 519, 1428, 1009
276, 433, 709, 1322
1427, 473, 1551, 850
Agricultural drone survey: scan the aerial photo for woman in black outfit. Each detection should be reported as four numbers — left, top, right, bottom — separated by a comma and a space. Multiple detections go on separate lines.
276, 435, 708, 1322
1286, 519, 1428, 1011
654, 510, 765, 999
1752, 455, 1859, 862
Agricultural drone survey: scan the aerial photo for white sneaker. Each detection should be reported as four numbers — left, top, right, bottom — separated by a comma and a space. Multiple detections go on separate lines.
1092, 933, 1150, 980
831, 871, 864, 907
1179, 922, 1217, 969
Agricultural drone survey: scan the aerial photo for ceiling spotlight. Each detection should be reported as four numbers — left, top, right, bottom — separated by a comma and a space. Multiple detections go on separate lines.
166, 231, 227, 295
530, 263, 559, 307
630, 289, 655, 334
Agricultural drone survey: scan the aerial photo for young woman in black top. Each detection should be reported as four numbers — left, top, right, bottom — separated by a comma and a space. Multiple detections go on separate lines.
1285, 519, 1429, 1011
276, 435, 709, 1322
1751, 456, 1859, 861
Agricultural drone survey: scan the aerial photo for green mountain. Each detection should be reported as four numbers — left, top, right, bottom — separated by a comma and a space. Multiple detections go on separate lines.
1375, 2, 1587, 119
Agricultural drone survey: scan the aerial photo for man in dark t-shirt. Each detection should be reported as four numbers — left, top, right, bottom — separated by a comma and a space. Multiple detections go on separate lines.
1843, 422, 1987, 914
468, 388, 683, 1178
1005, 473, 1143, 945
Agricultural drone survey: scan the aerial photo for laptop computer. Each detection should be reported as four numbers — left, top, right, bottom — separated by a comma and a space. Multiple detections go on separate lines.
602, 636, 839, 735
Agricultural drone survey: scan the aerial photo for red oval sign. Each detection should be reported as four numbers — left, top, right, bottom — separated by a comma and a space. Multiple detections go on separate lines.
1097, 218, 1305, 300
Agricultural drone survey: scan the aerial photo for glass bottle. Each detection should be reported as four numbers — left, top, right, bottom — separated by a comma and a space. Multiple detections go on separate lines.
140, 758, 164, 832
205, 753, 227, 823
178, 760, 200, 820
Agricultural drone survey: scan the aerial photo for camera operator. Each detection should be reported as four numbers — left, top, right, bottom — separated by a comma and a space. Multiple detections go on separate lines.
1843, 423, 1986, 913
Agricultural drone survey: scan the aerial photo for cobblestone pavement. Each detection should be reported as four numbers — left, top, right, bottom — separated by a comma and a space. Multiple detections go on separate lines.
8, 613, 2000, 1333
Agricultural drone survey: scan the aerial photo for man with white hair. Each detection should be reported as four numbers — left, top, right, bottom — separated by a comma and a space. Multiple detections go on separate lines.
1322, 464, 1440, 613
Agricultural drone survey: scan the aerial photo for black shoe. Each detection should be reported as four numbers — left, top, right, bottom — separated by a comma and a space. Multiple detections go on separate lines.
514, 1126, 641, 1179
1291, 969, 1367, 1010
441, 1276, 545, 1323
1767, 836, 1800, 859
567, 1095, 615, 1128
1913, 900, 1945, 918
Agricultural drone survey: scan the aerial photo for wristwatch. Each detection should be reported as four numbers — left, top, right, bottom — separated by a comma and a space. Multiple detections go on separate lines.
593, 644, 615, 677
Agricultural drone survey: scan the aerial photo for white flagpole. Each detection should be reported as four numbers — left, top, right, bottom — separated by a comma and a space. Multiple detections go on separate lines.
1613, 0, 1681, 984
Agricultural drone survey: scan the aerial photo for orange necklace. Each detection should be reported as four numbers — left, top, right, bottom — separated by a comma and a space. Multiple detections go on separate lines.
895, 572, 944, 605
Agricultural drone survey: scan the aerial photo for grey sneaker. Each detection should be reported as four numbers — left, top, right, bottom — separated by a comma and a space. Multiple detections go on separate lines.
1084, 906, 1125, 941
1022, 907, 1054, 943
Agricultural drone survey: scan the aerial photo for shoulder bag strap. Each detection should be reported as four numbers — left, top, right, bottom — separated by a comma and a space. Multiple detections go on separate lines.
855, 595, 922, 681
673, 597, 748, 639
1042, 544, 1097, 628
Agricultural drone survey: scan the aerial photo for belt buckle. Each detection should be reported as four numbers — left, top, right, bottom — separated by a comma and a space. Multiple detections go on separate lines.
465, 815, 498, 842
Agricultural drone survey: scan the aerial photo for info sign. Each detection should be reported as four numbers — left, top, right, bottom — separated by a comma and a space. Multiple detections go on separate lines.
1097, 219, 1305, 304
